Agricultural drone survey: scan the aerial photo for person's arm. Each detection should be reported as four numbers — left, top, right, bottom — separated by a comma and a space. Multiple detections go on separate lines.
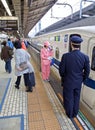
83, 55, 90, 81
59, 54, 66, 77
1, 48, 4, 60
15, 51, 22, 71
40, 48, 47, 60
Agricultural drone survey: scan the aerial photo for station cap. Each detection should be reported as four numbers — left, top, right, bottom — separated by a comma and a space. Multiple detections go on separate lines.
44, 41, 50, 47
71, 35, 83, 44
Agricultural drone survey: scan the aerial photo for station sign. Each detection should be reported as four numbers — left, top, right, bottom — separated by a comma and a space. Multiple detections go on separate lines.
0, 16, 19, 31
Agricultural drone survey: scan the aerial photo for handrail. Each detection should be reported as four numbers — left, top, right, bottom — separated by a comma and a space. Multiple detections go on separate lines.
51, 3, 73, 19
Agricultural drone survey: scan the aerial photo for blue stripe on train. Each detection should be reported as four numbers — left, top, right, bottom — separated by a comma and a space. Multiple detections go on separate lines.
84, 78, 95, 89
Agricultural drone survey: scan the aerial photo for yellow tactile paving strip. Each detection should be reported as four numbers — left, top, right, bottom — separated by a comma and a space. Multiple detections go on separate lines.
27, 59, 61, 130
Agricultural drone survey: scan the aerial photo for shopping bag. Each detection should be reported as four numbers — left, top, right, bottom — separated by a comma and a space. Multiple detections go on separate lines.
29, 72, 35, 86
19, 62, 28, 70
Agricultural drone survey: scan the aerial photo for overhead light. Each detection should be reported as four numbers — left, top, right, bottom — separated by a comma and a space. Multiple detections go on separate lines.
1, 0, 12, 16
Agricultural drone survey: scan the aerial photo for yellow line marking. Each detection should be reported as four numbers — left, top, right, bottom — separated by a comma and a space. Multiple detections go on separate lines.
57, 93, 63, 102
74, 117, 84, 130
57, 93, 84, 130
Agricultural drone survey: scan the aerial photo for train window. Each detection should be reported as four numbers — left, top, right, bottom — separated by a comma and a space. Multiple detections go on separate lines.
91, 47, 95, 71
69, 34, 81, 52
55, 47, 59, 59
54, 36, 60, 41
64, 34, 68, 42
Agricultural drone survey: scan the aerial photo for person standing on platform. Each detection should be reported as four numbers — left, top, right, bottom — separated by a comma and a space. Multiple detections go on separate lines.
40, 41, 53, 81
1, 41, 13, 73
7, 38, 14, 57
21, 39, 27, 50
7, 38, 14, 49
59, 35, 90, 118
14, 40, 35, 92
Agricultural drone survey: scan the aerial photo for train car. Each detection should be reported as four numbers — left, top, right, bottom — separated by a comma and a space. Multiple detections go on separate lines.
31, 25, 95, 127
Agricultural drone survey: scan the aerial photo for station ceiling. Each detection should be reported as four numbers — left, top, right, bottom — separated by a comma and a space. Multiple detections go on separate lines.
0, 0, 57, 37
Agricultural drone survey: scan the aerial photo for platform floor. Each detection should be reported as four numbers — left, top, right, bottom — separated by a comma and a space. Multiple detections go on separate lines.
0, 57, 78, 130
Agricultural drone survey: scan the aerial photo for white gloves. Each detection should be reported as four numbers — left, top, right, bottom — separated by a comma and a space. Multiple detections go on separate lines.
47, 57, 52, 60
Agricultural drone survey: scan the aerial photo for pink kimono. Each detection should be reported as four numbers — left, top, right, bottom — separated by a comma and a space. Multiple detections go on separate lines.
40, 47, 53, 80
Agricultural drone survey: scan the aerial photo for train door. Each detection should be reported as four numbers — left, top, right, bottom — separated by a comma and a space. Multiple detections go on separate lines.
81, 37, 95, 112
69, 34, 81, 52
91, 47, 95, 71
87, 37, 95, 77
55, 47, 59, 59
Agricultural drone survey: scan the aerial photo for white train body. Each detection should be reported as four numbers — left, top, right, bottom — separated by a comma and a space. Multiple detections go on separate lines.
31, 26, 95, 122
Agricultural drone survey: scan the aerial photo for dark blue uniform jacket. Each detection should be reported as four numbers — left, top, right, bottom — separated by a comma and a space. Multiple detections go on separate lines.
59, 50, 90, 90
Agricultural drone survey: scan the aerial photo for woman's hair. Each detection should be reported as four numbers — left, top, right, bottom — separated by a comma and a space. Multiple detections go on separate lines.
44, 45, 47, 48
8, 38, 11, 41
14, 40, 21, 49
1, 41, 7, 46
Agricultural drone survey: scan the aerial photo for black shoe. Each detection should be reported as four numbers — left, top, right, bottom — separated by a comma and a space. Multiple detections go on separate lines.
15, 84, 19, 89
26, 88, 33, 92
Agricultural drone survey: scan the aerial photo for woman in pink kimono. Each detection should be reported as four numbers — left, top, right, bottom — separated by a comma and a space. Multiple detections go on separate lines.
40, 41, 53, 81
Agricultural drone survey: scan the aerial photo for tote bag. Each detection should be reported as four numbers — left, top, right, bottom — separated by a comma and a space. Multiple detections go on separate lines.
29, 72, 35, 87
19, 62, 28, 70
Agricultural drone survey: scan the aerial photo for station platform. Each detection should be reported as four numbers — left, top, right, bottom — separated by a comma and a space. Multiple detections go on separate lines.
0, 54, 94, 130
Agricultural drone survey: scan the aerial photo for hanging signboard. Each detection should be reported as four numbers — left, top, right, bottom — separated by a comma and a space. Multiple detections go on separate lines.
0, 16, 19, 31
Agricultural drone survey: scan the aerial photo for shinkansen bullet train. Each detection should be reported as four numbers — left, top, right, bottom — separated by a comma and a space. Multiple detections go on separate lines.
30, 25, 95, 127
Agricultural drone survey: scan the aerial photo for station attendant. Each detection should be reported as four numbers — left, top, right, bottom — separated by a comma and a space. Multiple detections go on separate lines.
59, 35, 90, 118
7, 38, 14, 49
40, 41, 53, 81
